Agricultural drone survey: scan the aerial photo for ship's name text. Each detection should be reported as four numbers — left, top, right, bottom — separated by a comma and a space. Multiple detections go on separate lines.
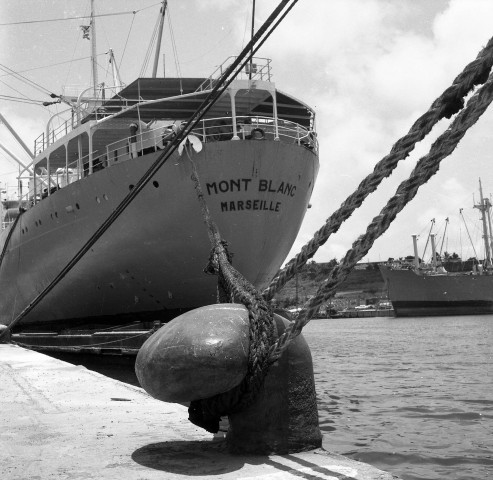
220, 200, 281, 212
206, 178, 296, 197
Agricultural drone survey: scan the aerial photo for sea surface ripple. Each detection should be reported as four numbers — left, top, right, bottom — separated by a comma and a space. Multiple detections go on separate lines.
302, 314, 493, 480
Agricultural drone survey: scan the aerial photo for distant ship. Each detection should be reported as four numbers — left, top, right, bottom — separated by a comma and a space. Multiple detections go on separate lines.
0, 3, 319, 331
380, 181, 493, 317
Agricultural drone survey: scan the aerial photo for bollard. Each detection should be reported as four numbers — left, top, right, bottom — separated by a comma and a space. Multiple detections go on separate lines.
226, 314, 322, 454
135, 304, 322, 455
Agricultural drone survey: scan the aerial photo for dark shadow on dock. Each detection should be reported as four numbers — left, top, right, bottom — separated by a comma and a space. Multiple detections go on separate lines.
132, 441, 361, 479
131, 439, 252, 475
44, 351, 141, 387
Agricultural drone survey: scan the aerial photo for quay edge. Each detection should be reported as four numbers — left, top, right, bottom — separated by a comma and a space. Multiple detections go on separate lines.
0, 344, 401, 480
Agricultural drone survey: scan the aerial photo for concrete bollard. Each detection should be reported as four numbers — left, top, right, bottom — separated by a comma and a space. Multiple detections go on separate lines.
135, 304, 322, 455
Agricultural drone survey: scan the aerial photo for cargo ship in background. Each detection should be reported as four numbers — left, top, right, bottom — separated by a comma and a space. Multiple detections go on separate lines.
0, 1, 319, 335
380, 180, 493, 317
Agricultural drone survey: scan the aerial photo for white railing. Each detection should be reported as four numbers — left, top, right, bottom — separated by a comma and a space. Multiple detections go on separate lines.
24, 116, 317, 211
196, 57, 272, 92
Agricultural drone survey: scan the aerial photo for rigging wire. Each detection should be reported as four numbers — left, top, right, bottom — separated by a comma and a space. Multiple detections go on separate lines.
0, 5, 162, 27
139, 12, 161, 77
167, 6, 182, 88
0, 63, 53, 97
0, 55, 103, 79
119, 13, 137, 71
0, 95, 44, 105
64, 1, 88, 88
0, 78, 41, 104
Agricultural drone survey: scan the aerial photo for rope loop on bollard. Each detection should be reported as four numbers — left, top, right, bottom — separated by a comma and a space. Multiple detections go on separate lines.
185, 146, 276, 433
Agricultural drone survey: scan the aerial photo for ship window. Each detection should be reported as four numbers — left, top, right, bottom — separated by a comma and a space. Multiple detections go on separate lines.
35, 221, 38, 227
153, 181, 159, 188
129, 184, 135, 190
21, 229, 24, 234
39, 220, 42, 225
55, 212, 58, 218
76, 203, 80, 210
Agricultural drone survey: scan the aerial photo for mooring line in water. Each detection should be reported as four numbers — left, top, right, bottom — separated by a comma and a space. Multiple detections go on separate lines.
0, 0, 298, 341
268, 69, 493, 362
263, 34, 493, 302
13, 331, 151, 351
185, 145, 275, 433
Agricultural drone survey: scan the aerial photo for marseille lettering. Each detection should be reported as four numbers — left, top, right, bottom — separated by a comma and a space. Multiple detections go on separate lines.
220, 200, 281, 212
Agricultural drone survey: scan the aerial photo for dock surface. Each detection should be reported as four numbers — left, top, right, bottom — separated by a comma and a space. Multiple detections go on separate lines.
0, 344, 399, 479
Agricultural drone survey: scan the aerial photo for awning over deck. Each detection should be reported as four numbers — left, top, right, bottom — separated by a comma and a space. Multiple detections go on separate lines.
82, 78, 313, 127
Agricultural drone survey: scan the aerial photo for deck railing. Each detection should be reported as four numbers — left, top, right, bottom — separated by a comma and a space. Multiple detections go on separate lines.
195, 57, 272, 92
25, 116, 317, 210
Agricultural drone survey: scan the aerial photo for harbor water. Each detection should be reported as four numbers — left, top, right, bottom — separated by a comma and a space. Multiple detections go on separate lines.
303, 315, 492, 480
53, 314, 492, 480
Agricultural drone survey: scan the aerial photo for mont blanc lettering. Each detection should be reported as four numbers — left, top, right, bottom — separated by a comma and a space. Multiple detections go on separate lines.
258, 179, 296, 197
206, 178, 297, 197
206, 178, 252, 195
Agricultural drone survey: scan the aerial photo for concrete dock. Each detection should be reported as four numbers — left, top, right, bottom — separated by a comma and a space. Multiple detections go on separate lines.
0, 344, 400, 479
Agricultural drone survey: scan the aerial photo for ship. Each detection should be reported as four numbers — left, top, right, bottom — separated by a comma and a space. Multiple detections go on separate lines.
0, 2, 319, 333
379, 181, 493, 317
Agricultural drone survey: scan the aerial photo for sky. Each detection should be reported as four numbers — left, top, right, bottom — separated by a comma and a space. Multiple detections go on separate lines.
1, 0, 493, 265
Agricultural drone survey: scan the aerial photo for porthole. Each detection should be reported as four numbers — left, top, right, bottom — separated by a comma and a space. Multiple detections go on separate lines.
55, 212, 58, 218
35, 221, 38, 227
21, 229, 24, 234
39, 219, 42, 226
129, 184, 135, 190
76, 203, 80, 210
153, 181, 159, 188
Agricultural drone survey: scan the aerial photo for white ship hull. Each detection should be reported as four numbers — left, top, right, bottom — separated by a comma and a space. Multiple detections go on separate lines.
0, 140, 318, 327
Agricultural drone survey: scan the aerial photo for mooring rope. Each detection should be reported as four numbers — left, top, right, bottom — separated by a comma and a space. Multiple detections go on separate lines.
268, 68, 493, 362
262, 35, 493, 301
185, 146, 275, 433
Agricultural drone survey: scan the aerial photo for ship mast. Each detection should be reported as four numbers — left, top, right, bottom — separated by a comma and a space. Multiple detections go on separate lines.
152, 1, 168, 78
90, 0, 98, 97
475, 178, 492, 269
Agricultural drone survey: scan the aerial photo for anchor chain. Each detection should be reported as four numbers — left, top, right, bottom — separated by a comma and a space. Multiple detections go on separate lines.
268, 67, 493, 362
263, 34, 493, 302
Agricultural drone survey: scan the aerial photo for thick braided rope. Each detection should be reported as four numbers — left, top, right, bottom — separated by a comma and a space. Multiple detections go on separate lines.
185, 147, 275, 432
269, 71, 493, 362
262, 35, 493, 301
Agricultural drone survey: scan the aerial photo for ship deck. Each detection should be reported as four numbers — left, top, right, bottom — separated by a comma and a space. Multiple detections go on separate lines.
0, 343, 399, 480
